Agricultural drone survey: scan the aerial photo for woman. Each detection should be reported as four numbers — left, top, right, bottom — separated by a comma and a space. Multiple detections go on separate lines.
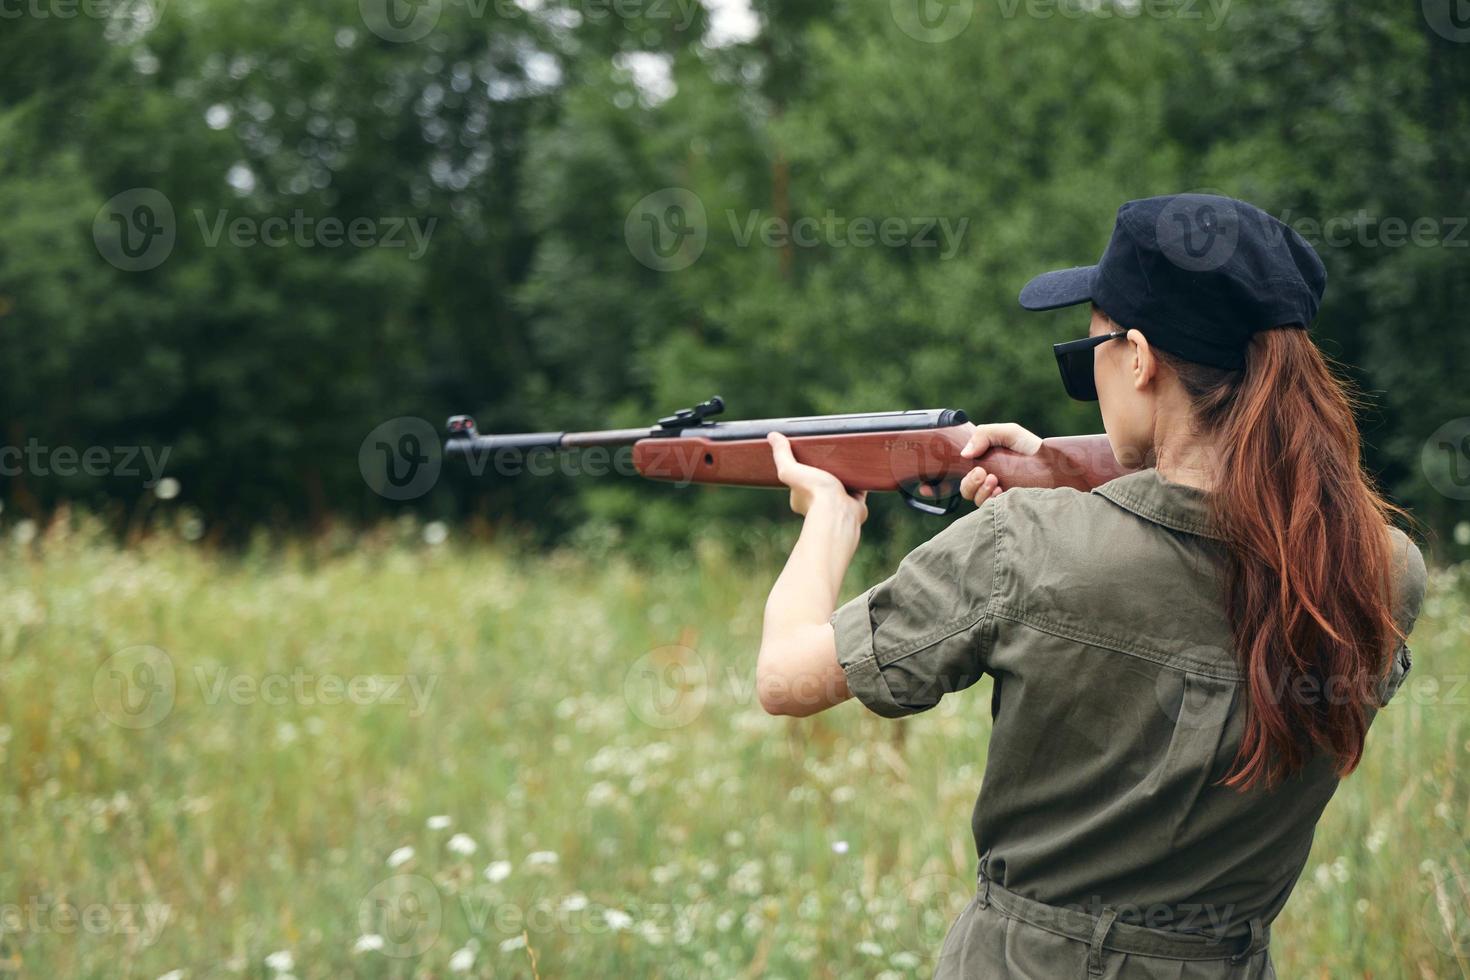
755, 194, 1426, 978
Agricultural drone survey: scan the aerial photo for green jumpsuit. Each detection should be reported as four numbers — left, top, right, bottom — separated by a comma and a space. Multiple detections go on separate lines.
831, 468, 1426, 979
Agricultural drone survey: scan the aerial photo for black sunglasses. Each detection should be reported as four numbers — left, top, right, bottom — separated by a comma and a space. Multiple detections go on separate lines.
1053, 330, 1127, 401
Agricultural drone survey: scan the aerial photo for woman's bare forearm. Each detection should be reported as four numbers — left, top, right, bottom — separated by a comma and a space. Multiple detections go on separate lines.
756, 499, 863, 716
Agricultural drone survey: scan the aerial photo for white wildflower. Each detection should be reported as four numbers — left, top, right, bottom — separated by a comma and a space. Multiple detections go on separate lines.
353, 934, 385, 954
156, 971, 186, 980
499, 935, 527, 952
386, 845, 415, 868
586, 781, 619, 806
447, 833, 477, 856
559, 892, 590, 912
831, 840, 850, 855
426, 814, 452, 830
856, 940, 883, 957
484, 859, 513, 882
604, 908, 634, 931
448, 946, 475, 972
264, 950, 294, 972
525, 850, 559, 867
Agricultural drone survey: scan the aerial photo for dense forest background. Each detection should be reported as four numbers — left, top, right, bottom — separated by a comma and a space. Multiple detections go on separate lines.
1, 0, 1467, 550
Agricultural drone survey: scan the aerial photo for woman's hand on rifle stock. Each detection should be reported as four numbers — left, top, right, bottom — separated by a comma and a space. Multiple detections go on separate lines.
959, 423, 1043, 503
767, 432, 869, 524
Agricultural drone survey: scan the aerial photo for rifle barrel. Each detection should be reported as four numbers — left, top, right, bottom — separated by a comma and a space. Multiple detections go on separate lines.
444, 409, 970, 456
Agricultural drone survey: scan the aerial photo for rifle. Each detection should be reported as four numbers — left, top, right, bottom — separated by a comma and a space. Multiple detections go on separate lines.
445, 397, 1128, 514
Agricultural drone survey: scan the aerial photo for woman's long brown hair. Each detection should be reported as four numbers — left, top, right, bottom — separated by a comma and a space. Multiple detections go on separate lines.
1162, 329, 1405, 791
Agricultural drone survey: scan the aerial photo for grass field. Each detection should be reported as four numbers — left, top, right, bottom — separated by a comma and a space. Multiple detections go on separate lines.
1, 518, 1467, 979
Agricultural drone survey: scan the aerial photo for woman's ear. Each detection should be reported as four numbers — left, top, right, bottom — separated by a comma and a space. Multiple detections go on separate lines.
1127, 329, 1157, 391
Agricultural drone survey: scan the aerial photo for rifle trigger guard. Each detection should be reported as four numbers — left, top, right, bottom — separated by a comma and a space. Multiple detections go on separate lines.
900, 480, 960, 516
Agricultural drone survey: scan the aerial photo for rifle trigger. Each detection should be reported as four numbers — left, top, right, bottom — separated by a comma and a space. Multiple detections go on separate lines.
900, 481, 960, 516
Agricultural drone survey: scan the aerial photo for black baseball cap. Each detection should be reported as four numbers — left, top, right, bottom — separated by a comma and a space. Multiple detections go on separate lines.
1018, 194, 1327, 371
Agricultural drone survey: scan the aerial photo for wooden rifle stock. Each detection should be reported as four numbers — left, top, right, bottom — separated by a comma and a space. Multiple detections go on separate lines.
632, 426, 1130, 495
